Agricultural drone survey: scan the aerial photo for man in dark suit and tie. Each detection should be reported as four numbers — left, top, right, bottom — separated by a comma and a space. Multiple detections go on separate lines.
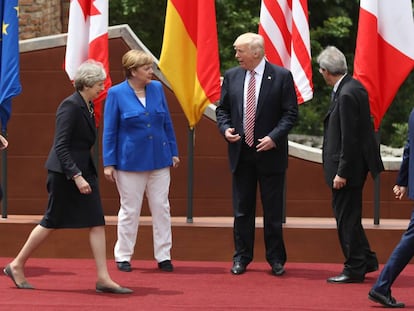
317, 46, 384, 284
216, 32, 298, 276
368, 109, 414, 308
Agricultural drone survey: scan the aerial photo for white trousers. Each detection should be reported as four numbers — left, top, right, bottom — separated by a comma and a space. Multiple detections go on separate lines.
114, 168, 172, 263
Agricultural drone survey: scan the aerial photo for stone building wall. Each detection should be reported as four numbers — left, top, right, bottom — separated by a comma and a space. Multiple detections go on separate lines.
19, 0, 70, 40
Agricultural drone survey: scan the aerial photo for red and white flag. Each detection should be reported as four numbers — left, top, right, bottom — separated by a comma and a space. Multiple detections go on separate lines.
354, 0, 414, 130
64, 0, 111, 127
259, 0, 313, 104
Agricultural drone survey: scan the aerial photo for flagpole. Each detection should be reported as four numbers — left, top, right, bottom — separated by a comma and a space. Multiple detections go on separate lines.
186, 126, 194, 223
1, 128, 7, 219
373, 130, 381, 225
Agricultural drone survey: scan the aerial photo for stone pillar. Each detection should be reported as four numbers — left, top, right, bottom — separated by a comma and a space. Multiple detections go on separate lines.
61, 0, 70, 33
19, 0, 65, 40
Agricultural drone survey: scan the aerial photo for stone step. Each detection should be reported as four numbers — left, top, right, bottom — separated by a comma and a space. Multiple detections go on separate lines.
0, 215, 408, 264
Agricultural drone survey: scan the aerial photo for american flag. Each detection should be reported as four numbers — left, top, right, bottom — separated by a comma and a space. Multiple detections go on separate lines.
259, 0, 313, 104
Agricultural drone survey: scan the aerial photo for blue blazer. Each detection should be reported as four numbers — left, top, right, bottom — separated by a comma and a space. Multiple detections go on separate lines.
397, 108, 414, 199
102, 80, 178, 171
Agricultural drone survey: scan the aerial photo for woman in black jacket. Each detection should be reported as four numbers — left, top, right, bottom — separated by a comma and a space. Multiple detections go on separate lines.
3, 61, 132, 294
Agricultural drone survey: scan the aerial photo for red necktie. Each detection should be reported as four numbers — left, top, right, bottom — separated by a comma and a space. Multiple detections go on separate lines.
245, 70, 256, 147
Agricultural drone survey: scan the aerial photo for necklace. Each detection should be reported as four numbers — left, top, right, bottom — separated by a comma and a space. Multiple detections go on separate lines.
87, 102, 94, 117
79, 91, 94, 117
127, 80, 145, 94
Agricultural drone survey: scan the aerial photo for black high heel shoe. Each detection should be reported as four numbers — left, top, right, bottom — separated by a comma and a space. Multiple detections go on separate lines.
95, 283, 133, 294
3, 264, 34, 289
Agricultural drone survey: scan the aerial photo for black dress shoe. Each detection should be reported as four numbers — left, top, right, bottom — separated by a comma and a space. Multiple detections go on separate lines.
368, 289, 405, 308
271, 263, 285, 276
96, 283, 133, 294
158, 260, 174, 272
231, 262, 246, 275
327, 273, 364, 283
3, 264, 34, 289
116, 261, 132, 272
366, 264, 379, 273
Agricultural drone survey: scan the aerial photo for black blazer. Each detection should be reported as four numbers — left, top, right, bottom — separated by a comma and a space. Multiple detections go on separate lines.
216, 61, 298, 173
322, 74, 384, 187
45, 91, 98, 179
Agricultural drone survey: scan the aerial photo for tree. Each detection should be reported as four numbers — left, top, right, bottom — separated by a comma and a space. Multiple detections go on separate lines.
109, 0, 166, 57
109, 0, 414, 147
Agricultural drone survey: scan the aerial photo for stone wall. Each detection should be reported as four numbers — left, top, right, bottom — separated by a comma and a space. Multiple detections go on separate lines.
19, 0, 69, 40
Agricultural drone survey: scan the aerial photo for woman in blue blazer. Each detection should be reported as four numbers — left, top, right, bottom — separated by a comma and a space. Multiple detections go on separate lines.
103, 50, 179, 273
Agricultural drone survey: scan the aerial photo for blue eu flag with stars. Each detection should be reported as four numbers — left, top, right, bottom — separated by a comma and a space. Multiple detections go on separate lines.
0, 0, 21, 131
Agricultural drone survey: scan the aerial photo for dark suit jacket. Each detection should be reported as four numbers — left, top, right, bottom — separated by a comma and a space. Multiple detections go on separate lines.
216, 61, 298, 173
396, 109, 414, 199
322, 74, 384, 187
45, 91, 98, 179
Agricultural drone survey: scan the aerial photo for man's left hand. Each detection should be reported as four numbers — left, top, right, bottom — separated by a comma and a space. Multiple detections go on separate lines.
256, 136, 276, 152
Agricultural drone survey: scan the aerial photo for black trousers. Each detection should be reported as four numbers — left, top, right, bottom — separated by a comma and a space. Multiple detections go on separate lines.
231, 145, 286, 266
332, 185, 377, 277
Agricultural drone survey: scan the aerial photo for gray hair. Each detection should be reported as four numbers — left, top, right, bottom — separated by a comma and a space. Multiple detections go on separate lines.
234, 32, 265, 58
316, 46, 347, 75
73, 60, 106, 91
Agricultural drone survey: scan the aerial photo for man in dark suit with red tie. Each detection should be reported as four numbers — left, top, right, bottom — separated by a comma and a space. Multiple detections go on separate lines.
317, 46, 384, 284
216, 32, 298, 276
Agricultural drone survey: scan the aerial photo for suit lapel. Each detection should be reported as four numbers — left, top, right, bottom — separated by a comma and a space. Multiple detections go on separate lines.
256, 62, 273, 118
325, 92, 337, 119
324, 74, 351, 119
74, 92, 96, 134
235, 69, 246, 119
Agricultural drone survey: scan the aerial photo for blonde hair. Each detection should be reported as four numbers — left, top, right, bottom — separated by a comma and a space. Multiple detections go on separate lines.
122, 49, 153, 78
233, 33, 265, 58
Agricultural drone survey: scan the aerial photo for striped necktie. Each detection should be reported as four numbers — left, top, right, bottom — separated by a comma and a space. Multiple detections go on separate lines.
245, 70, 256, 147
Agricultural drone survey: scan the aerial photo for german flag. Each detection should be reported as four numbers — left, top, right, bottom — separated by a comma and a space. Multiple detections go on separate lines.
159, 0, 221, 128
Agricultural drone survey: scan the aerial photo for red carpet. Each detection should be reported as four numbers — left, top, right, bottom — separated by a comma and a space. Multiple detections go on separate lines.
0, 258, 413, 310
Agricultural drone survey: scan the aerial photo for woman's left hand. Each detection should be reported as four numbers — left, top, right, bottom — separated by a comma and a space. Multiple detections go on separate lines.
0, 135, 8, 150
172, 156, 180, 168
74, 176, 92, 194
103, 166, 116, 182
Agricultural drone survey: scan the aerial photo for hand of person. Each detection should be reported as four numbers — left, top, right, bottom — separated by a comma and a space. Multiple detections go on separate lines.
393, 185, 406, 200
333, 175, 347, 189
74, 176, 92, 194
224, 128, 241, 143
104, 166, 116, 183
172, 156, 180, 168
256, 136, 276, 151
0, 135, 8, 150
